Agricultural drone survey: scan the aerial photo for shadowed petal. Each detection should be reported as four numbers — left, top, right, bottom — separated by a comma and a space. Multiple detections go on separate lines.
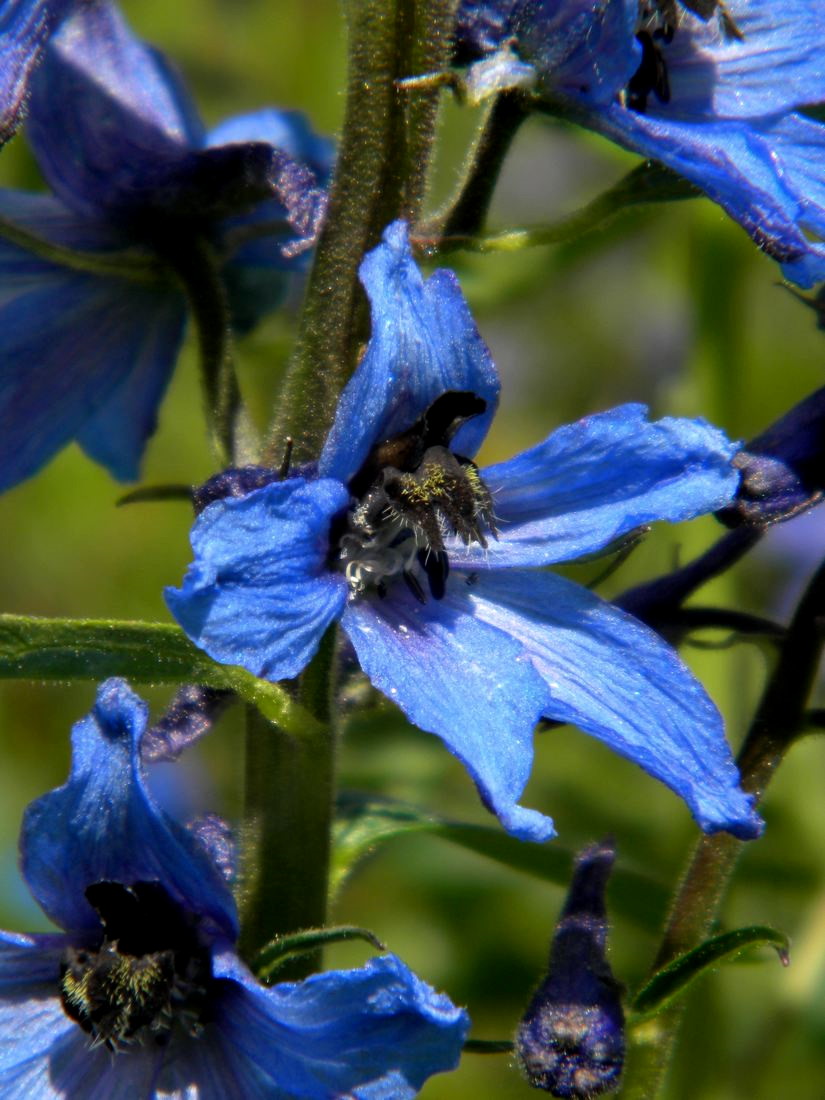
465, 570, 763, 838
342, 585, 554, 841
455, 405, 738, 568
26, 0, 204, 217
0, 194, 185, 489
21, 680, 238, 939
199, 951, 469, 1100
166, 479, 350, 682
320, 220, 500, 484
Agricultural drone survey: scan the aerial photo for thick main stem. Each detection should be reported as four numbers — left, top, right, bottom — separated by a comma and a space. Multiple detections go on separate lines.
623, 558, 825, 1098
239, 631, 337, 975
267, 0, 455, 464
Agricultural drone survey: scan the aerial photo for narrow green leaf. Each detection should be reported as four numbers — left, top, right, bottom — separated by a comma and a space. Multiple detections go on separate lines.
254, 925, 386, 980
0, 614, 320, 738
631, 925, 790, 1019
463, 1039, 515, 1055
332, 793, 667, 930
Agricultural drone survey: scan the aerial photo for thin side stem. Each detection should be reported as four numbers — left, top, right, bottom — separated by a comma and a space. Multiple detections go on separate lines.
623, 557, 825, 1098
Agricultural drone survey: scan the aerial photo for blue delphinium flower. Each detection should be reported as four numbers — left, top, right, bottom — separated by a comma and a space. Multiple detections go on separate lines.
453, 0, 825, 287
167, 219, 762, 845
0, 0, 75, 145
0, 0, 331, 491
0, 678, 469, 1097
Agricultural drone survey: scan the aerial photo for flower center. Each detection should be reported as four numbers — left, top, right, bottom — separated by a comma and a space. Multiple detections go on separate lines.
335, 391, 496, 602
60, 881, 212, 1051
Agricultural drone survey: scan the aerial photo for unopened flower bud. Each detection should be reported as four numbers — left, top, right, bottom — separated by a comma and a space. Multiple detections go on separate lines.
718, 386, 825, 528
517, 839, 624, 1097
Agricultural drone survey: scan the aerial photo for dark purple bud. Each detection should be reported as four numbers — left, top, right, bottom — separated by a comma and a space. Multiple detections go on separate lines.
517, 839, 624, 1097
717, 386, 825, 528
142, 685, 233, 762
192, 465, 283, 514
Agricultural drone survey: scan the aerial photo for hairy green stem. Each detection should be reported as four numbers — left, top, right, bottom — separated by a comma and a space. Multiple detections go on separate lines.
441, 92, 529, 238
239, 630, 338, 977
266, 0, 454, 464
623, 557, 825, 1098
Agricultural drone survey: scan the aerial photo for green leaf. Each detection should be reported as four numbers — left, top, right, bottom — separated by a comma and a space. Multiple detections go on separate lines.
0, 614, 320, 738
253, 925, 386, 980
332, 793, 667, 930
631, 925, 790, 1019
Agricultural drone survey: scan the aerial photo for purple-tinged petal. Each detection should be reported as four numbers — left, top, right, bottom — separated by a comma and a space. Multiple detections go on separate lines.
466, 570, 763, 839
0, 199, 185, 488
166, 479, 350, 682
21, 679, 238, 939
0, 0, 74, 145
583, 105, 825, 287
320, 220, 500, 484
658, 0, 825, 120
201, 951, 468, 1100
26, 0, 204, 217
342, 585, 554, 842
455, 405, 738, 568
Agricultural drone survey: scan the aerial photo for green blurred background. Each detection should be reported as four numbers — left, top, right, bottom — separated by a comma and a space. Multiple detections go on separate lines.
0, 1, 824, 1096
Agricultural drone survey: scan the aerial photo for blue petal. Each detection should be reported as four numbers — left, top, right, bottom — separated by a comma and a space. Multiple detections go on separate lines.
0, 196, 186, 488
166, 479, 350, 682
198, 950, 469, 1100
342, 585, 555, 842
20, 679, 238, 939
0, 0, 74, 145
583, 105, 825, 287
657, 0, 825, 120
515, 0, 640, 105
26, 0, 204, 217
467, 571, 763, 839
319, 220, 500, 484
455, 405, 738, 568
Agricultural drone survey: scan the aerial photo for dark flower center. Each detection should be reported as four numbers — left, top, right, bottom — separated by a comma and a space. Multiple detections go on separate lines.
60, 881, 213, 1051
336, 391, 496, 602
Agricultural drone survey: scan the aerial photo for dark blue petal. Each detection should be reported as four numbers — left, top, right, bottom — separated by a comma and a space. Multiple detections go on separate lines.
515, 0, 639, 105
467, 571, 763, 838
26, 0, 204, 217
0, 196, 186, 488
0, 0, 74, 145
342, 586, 555, 842
20, 679, 238, 939
319, 220, 500, 484
454, 1, 518, 64
455, 405, 738, 568
166, 479, 350, 682
655, 0, 825, 120
582, 106, 825, 288
199, 950, 469, 1100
